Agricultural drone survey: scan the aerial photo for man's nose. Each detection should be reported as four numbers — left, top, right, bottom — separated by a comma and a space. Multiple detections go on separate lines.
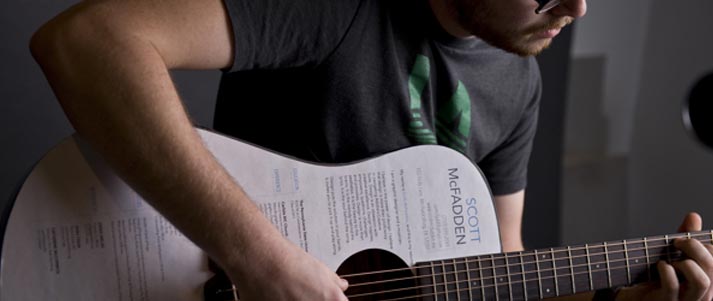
550, 0, 587, 18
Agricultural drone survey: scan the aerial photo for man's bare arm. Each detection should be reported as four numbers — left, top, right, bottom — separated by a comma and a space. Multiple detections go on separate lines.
30, 1, 347, 299
494, 190, 525, 252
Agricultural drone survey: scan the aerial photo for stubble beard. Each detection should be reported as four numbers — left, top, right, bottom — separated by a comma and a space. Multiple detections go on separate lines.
448, 0, 572, 56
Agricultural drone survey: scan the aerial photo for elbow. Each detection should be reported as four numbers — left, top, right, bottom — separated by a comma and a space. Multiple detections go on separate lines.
30, 8, 86, 68
29, 4, 122, 73
29, 17, 61, 69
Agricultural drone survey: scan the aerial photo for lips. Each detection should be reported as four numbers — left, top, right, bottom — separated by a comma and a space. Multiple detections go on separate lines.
531, 17, 572, 39
535, 27, 562, 39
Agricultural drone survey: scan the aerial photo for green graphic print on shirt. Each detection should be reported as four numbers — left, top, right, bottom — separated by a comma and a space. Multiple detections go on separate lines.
407, 55, 472, 153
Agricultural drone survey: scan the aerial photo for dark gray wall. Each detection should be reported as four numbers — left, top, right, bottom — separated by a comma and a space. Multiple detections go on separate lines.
560, 0, 713, 244
524, 26, 575, 249
628, 0, 713, 236
1, 1, 572, 250
1, 1, 75, 229
0, 1, 220, 243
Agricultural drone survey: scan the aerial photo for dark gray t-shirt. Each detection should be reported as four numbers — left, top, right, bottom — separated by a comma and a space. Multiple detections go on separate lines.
215, 0, 541, 195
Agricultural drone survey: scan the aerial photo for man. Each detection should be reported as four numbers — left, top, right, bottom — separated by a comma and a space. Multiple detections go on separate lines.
29, 0, 713, 300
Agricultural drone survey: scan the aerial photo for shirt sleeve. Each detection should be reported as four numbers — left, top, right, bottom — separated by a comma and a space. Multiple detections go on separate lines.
479, 62, 542, 196
222, 0, 363, 72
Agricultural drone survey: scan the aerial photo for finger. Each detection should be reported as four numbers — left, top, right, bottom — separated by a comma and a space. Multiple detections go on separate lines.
675, 237, 713, 296
675, 238, 713, 270
678, 212, 703, 233
701, 244, 713, 300
337, 290, 349, 301
337, 277, 349, 291
671, 259, 710, 300
657, 261, 680, 299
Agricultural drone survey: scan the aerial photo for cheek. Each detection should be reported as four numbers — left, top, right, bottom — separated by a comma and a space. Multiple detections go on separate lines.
487, 7, 538, 34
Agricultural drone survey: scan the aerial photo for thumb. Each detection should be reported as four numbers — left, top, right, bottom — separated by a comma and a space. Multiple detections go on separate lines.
337, 277, 349, 291
677, 212, 703, 233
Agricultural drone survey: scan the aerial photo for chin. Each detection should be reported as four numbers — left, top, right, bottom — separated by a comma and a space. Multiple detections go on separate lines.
490, 38, 553, 57
517, 40, 554, 56
474, 29, 554, 57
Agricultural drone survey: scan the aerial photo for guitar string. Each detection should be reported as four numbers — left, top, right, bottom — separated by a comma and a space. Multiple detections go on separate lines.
213, 242, 696, 300
346, 242, 684, 288
338, 232, 710, 280
339, 237, 707, 297
211, 233, 710, 299
347, 257, 685, 300
344, 245, 686, 292
214, 256, 691, 301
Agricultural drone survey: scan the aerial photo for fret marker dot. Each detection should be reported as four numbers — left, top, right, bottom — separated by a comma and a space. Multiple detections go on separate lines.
546, 289, 551, 293
596, 264, 600, 268
473, 281, 478, 286
542, 255, 547, 259
635, 259, 639, 263
500, 278, 504, 282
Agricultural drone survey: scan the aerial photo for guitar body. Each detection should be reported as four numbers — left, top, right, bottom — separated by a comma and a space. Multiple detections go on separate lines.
1, 129, 501, 300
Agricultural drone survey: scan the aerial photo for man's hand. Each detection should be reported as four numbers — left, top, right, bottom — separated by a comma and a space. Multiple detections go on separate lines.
229, 231, 349, 301
617, 212, 713, 300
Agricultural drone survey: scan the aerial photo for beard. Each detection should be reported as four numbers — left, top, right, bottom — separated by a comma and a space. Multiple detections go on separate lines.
447, 0, 573, 56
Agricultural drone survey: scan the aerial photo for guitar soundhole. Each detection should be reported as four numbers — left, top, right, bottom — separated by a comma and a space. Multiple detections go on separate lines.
338, 249, 422, 300
203, 251, 426, 301
204, 259, 238, 301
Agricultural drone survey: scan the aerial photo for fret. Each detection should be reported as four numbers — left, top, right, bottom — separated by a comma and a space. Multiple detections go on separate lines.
491, 254, 504, 301
478, 255, 498, 301
569, 244, 590, 293
623, 240, 631, 284
503, 254, 513, 301
520, 251, 540, 299
431, 261, 440, 301
644, 237, 651, 281
464, 257, 474, 301
519, 252, 528, 301
534, 250, 543, 299
604, 242, 612, 288
568, 246, 576, 294
528, 251, 556, 299
441, 260, 452, 300
553, 247, 574, 296
490, 255, 500, 301
665, 235, 672, 263
585, 244, 593, 291
624, 239, 650, 284
551, 248, 560, 296
533, 249, 557, 298
453, 258, 470, 301
649, 235, 672, 262
475, 255, 488, 301
452, 259, 459, 301
587, 243, 610, 290
605, 240, 630, 288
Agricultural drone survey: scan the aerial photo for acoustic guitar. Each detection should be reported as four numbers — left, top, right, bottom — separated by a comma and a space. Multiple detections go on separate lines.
1, 129, 707, 300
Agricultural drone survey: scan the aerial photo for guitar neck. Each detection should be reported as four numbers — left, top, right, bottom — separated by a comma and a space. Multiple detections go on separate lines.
414, 230, 713, 300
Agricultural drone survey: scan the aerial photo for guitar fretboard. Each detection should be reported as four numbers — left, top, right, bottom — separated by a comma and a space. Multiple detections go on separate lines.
413, 230, 712, 301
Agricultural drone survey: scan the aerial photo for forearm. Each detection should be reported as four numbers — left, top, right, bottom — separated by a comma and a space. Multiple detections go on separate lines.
30, 3, 272, 276
494, 191, 526, 251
